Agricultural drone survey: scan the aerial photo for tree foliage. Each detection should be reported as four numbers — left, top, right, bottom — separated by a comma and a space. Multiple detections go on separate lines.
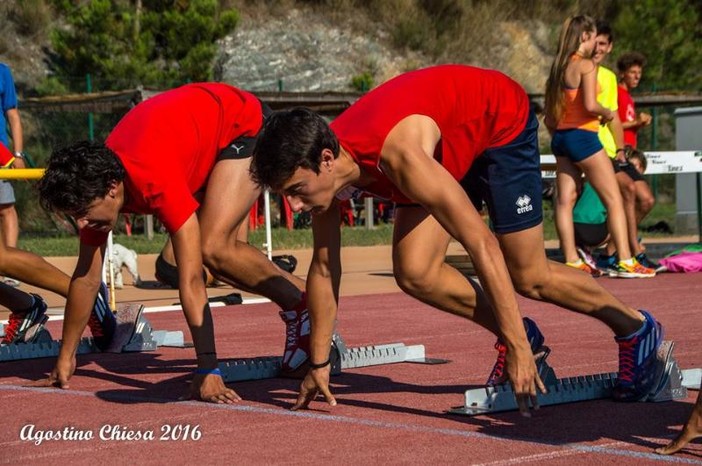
611, 0, 702, 91
48, 0, 239, 91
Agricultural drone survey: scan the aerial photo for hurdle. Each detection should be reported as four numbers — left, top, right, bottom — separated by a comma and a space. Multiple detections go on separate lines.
0, 303, 185, 362
449, 341, 694, 416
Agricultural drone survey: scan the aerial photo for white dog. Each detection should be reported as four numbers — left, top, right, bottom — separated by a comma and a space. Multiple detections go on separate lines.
104, 243, 141, 289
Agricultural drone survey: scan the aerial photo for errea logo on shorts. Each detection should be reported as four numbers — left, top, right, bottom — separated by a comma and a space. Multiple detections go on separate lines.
516, 195, 533, 214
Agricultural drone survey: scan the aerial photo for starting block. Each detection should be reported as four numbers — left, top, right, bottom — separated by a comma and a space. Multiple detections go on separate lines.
0, 303, 185, 362
219, 334, 449, 383
682, 368, 702, 390
449, 340, 689, 416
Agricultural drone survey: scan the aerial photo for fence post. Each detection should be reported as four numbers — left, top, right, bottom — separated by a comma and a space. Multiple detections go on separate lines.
651, 83, 658, 197
86, 74, 94, 141
364, 197, 374, 229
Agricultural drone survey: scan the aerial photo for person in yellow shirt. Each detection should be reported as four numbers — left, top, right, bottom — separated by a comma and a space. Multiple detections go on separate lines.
592, 21, 660, 273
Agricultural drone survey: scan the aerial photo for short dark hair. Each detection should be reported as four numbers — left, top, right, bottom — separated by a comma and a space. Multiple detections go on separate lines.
251, 107, 339, 190
617, 51, 647, 73
38, 140, 126, 216
596, 20, 613, 42
626, 146, 647, 172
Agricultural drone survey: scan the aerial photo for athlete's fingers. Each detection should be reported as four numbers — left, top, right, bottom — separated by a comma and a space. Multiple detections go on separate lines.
317, 384, 337, 407
291, 388, 317, 411
516, 393, 532, 418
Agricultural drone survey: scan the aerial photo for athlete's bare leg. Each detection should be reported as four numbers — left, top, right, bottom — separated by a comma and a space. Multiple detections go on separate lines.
498, 222, 644, 336
392, 205, 499, 333
0, 227, 70, 296
198, 158, 304, 309
578, 150, 633, 261
554, 156, 582, 264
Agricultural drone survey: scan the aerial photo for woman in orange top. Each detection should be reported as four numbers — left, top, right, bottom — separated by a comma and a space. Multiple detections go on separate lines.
544, 15, 653, 278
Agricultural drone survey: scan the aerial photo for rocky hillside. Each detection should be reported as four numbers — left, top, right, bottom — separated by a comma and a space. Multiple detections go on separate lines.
1, 2, 552, 95
217, 6, 551, 94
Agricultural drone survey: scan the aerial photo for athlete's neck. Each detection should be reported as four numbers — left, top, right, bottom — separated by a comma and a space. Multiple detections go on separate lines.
337, 147, 373, 191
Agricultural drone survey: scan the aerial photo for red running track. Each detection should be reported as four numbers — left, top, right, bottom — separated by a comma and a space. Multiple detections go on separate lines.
1, 273, 701, 464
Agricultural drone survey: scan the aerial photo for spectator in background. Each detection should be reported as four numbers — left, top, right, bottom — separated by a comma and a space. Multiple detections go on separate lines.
574, 19, 627, 277
572, 148, 651, 272
617, 52, 652, 148
613, 52, 660, 270
0, 63, 25, 287
544, 16, 653, 278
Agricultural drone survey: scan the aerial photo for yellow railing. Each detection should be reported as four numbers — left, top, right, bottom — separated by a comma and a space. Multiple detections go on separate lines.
0, 168, 45, 180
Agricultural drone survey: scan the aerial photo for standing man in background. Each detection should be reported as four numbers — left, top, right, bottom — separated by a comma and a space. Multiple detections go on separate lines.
0, 62, 25, 287
617, 52, 652, 148
616, 51, 659, 270
591, 22, 659, 273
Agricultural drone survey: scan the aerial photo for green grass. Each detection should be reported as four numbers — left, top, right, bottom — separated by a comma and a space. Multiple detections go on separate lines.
17, 223, 397, 257
17, 201, 680, 257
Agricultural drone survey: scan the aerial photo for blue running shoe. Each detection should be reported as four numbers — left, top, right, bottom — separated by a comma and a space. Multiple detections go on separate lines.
87, 282, 116, 351
1, 294, 48, 344
613, 310, 664, 401
487, 317, 545, 386
596, 253, 617, 274
635, 253, 666, 273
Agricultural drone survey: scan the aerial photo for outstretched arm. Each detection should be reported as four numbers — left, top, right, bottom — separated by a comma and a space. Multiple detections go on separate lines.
171, 213, 240, 404
379, 115, 544, 414
292, 201, 342, 410
37, 241, 105, 389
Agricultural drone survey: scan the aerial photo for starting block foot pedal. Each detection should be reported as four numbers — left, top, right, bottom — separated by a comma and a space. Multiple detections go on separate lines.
105, 303, 146, 353
648, 340, 687, 402
448, 340, 687, 416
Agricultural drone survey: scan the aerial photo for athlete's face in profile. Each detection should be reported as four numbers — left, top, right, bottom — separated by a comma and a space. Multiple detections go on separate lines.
280, 151, 337, 215
72, 183, 122, 233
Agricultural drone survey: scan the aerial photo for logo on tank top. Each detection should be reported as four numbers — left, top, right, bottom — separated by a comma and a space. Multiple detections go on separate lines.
516, 195, 533, 214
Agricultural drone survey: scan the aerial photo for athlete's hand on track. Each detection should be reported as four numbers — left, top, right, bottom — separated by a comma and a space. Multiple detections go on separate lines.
187, 374, 241, 404
655, 391, 702, 455
291, 365, 336, 410
505, 345, 546, 417
30, 355, 76, 389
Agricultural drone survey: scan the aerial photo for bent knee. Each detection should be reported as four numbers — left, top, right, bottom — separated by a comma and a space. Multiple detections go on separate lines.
510, 270, 548, 300
639, 196, 655, 212
394, 267, 437, 297
201, 239, 228, 271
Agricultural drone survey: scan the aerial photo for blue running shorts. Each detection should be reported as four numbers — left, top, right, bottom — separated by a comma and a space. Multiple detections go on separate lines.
460, 110, 543, 234
551, 128, 603, 162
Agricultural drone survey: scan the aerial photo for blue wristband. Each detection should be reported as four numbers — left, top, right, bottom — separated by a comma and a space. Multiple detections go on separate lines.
194, 367, 222, 376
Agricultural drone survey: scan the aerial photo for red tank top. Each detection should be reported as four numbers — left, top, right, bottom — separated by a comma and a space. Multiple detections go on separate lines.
330, 65, 529, 202
80, 83, 262, 246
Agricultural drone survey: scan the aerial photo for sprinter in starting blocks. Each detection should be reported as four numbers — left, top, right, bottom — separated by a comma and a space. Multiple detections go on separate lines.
449, 340, 691, 416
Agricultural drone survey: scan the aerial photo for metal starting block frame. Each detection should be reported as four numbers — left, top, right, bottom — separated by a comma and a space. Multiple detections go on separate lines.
449, 340, 689, 416
219, 334, 448, 383
0, 303, 185, 362
682, 368, 702, 390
